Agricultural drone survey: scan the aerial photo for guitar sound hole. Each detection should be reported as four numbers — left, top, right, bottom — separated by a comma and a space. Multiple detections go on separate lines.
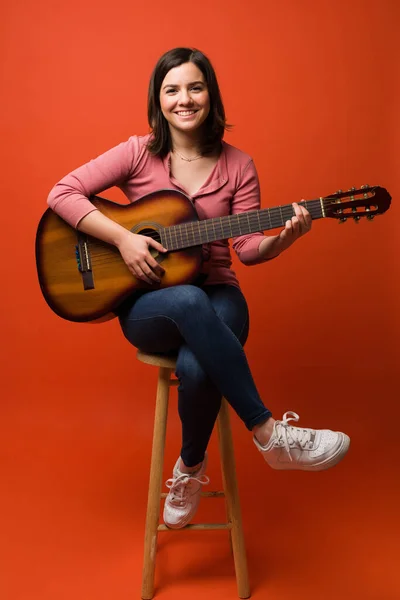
140, 228, 161, 245
139, 228, 165, 261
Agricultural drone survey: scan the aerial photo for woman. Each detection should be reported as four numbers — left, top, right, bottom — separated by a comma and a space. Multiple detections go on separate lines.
47, 47, 350, 530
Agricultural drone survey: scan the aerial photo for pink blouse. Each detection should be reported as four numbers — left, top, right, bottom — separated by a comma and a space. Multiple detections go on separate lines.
47, 134, 267, 288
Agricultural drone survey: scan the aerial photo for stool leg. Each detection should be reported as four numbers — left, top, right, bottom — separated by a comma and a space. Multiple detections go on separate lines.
217, 399, 251, 599
141, 367, 172, 600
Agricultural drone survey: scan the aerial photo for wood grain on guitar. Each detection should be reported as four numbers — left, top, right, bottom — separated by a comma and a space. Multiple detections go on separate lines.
35, 186, 391, 323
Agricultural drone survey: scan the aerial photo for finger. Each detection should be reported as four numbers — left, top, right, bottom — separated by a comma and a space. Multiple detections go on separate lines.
298, 200, 311, 220
292, 203, 306, 229
285, 219, 292, 231
292, 202, 301, 216
291, 216, 300, 235
147, 237, 167, 253
134, 264, 156, 285
140, 262, 162, 283
146, 255, 165, 277
280, 219, 292, 239
299, 205, 312, 228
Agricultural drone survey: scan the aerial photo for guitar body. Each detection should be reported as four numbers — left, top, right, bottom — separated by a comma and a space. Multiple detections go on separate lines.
36, 190, 203, 322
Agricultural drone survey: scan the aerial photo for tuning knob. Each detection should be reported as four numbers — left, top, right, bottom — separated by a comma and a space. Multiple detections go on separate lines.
339, 217, 347, 224
361, 184, 370, 189
366, 214, 375, 221
353, 216, 360, 223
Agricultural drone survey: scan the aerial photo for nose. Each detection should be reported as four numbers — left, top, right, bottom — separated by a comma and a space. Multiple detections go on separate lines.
178, 90, 193, 106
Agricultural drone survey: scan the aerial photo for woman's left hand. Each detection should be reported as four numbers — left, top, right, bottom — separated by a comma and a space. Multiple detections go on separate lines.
277, 202, 312, 251
258, 201, 312, 261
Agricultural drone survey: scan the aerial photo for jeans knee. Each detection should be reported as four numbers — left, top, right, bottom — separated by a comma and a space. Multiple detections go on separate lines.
172, 285, 210, 318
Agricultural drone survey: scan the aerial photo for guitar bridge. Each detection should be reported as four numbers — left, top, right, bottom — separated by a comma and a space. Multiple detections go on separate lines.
75, 233, 95, 290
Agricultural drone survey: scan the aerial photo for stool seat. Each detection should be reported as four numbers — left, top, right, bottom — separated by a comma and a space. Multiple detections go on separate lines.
137, 349, 250, 599
137, 350, 177, 370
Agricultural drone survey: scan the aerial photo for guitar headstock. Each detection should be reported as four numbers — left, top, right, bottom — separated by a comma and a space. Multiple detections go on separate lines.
323, 186, 391, 222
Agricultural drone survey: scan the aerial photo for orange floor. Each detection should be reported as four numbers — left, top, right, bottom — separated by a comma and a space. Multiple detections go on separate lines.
2, 369, 399, 600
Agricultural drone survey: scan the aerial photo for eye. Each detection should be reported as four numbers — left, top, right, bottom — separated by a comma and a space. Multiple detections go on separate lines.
190, 86, 203, 92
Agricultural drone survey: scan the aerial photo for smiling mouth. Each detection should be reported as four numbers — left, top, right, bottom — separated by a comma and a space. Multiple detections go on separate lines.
175, 110, 198, 116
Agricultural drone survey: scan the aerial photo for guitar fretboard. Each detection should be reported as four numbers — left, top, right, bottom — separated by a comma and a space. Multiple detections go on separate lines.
160, 199, 324, 251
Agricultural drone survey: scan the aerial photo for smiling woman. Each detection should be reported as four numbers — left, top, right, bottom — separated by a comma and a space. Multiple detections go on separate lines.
46, 46, 349, 535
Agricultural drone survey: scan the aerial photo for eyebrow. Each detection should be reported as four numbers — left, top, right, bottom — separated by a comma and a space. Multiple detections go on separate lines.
162, 80, 205, 90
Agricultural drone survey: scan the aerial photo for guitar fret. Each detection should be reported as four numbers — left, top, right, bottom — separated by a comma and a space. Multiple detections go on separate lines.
190, 220, 195, 246
181, 223, 187, 247
175, 225, 181, 249
236, 214, 242, 235
166, 226, 172, 249
160, 229, 166, 248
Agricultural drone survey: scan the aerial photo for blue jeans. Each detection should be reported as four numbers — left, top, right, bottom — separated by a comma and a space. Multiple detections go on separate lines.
118, 284, 272, 466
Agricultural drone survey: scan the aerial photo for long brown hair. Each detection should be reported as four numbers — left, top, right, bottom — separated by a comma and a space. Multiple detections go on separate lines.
147, 47, 228, 157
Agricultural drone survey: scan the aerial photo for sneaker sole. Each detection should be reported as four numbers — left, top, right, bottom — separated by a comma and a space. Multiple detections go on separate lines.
270, 433, 351, 472
163, 517, 191, 530
163, 505, 198, 530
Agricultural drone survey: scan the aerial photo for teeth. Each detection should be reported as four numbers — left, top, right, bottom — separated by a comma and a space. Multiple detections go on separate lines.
177, 111, 196, 116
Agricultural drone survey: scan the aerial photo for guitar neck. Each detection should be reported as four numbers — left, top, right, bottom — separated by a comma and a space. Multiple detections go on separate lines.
161, 198, 325, 251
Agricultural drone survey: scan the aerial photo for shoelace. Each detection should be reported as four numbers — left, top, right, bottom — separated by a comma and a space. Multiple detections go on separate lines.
273, 411, 316, 461
165, 472, 210, 507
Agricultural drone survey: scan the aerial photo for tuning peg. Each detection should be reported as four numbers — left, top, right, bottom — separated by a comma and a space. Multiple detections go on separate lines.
366, 214, 375, 221
339, 217, 347, 224
353, 216, 360, 223
361, 184, 370, 189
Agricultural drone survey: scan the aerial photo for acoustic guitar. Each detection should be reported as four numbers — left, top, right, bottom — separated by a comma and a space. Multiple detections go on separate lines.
35, 185, 391, 323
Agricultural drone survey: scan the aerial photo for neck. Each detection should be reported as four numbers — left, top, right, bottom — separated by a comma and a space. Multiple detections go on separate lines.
169, 127, 203, 155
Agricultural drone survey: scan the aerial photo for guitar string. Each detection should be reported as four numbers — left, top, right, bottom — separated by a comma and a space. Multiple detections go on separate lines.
82, 198, 375, 266
85, 201, 352, 251
88, 220, 375, 265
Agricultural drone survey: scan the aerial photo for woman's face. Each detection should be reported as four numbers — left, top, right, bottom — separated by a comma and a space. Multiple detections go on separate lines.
159, 62, 210, 137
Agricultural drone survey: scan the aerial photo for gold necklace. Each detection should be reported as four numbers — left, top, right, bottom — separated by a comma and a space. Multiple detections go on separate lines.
173, 149, 203, 162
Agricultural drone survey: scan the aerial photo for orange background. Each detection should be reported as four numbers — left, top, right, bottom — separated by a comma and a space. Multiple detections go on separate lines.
1, 1, 399, 599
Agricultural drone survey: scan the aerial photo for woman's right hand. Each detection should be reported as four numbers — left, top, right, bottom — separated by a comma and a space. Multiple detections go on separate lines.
117, 232, 167, 284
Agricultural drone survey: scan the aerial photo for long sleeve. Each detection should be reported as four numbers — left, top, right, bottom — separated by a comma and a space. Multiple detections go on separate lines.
47, 136, 141, 228
231, 159, 267, 265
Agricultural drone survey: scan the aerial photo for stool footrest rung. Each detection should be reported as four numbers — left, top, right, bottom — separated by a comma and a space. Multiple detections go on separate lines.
158, 523, 231, 531
160, 490, 224, 498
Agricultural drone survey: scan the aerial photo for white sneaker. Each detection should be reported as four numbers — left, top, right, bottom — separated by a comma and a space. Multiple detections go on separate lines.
253, 411, 350, 471
163, 454, 210, 529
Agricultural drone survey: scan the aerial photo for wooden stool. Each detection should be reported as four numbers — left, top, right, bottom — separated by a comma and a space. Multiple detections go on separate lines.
137, 349, 250, 599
